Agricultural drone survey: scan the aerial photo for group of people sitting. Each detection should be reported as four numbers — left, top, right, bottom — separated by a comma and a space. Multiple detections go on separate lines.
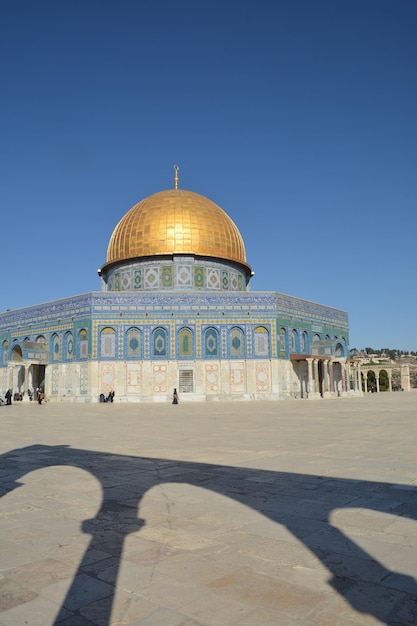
99, 391, 115, 403
0, 388, 45, 405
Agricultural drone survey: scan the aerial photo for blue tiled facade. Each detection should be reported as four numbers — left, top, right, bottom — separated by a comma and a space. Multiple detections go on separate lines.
0, 183, 358, 402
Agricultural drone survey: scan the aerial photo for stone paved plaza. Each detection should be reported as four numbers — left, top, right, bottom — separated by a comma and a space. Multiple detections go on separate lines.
0, 393, 416, 626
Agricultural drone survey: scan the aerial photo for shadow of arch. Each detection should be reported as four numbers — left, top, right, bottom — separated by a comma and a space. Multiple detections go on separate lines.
1, 444, 416, 625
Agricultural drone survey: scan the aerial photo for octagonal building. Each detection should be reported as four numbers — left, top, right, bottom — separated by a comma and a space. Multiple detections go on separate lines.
0, 171, 362, 402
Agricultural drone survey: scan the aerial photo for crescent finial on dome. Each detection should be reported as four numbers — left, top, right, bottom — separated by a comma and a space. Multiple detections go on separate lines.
173, 164, 179, 189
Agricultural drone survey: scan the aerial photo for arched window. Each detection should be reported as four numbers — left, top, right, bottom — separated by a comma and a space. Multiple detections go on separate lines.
229, 327, 245, 358
100, 327, 116, 358
253, 326, 269, 357
301, 331, 309, 353
79, 329, 88, 359
64, 332, 74, 360
290, 329, 298, 353
2, 340, 9, 365
179, 328, 193, 358
203, 327, 219, 358
335, 342, 344, 357
151, 327, 168, 358
126, 327, 142, 358
279, 327, 287, 357
51, 333, 60, 361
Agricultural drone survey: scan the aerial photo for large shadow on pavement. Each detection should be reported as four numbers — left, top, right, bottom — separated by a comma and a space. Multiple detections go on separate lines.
1, 444, 417, 625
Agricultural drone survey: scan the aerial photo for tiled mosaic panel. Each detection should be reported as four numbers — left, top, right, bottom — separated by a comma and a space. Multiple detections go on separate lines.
144, 266, 161, 289
179, 328, 193, 357
194, 266, 204, 288
121, 271, 132, 290
204, 327, 219, 357
176, 265, 192, 288
254, 327, 269, 356
207, 269, 220, 290
230, 327, 244, 357
153, 328, 168, 357
66, 332, 73, 359
127, 328, 141, 358
106, 262, 247, 292
101, 328, 116, 358
162, 266, 173, 287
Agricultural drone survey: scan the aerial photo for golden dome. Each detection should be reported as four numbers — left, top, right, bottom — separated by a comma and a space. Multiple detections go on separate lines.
104, 188, 250, 271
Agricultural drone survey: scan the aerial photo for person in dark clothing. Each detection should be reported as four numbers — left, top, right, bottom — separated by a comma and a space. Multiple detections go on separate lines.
172, 388, 179, 404
5, 389, 12, 405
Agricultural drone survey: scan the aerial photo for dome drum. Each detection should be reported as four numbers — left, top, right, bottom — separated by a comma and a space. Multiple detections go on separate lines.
101, 254, 250, 292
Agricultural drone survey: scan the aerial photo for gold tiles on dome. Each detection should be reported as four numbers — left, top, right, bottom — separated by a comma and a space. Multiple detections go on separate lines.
106, 189, 248, 268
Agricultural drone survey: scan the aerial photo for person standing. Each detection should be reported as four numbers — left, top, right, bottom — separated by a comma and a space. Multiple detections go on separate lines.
172, 388, 179, 404
5, 389, 12, 405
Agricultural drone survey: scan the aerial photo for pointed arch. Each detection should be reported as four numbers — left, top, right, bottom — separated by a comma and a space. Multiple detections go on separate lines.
100, 327, 116, 358
51, 333, 60, 361
79, 328, 88, 359
151, 327, 168, 358
279, 327, 288, 358
253, 326, 270, 357
178, 327, 194, 358
203, 327, 219, 358
126, 327, 142, 358
229, 326, 245, 358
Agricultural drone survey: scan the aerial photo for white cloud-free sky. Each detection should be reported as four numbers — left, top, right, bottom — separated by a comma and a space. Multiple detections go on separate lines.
1, 0, 416, 350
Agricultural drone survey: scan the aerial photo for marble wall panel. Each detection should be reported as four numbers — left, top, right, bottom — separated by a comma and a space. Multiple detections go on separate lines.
255, 361, 271, 392
126, 362, 142, 394
230, 361, 245, 393
205, 363, 219, 394
99, 362, 115, 395
152, 363, 168, 393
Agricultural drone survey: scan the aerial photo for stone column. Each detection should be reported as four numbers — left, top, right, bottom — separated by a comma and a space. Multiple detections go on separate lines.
388, 372, 392, 392
346, 362, 351, 392
400, 365, 410, 391
323, 360, 329, 395
356, 363, 362, 393
341, 363, 347, 393
329, 361, 334, 394
313, 359, 320, 395
23, 364, 30, 401
306, 358, 314, 395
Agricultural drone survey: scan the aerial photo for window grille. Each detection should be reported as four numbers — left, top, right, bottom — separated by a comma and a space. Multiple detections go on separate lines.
179, 369, 194, 393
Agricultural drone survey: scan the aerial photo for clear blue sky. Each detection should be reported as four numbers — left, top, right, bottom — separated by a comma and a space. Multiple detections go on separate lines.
1, 0, 416, 351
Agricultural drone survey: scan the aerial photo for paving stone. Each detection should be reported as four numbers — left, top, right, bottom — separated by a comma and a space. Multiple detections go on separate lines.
1, 393, 417, 625
207, 567, 328, 619
0, 577, 37, 611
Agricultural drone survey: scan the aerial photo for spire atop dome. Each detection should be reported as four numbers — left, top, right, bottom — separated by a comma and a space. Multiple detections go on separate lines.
173, 164, 179, 189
